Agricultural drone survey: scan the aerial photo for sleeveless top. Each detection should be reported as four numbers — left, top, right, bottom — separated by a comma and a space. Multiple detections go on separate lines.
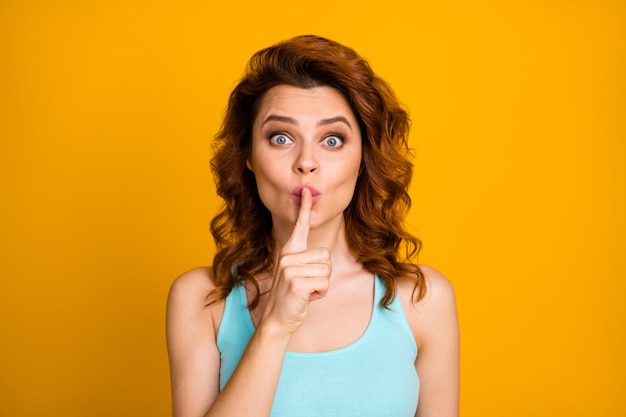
216, 274, 419, 417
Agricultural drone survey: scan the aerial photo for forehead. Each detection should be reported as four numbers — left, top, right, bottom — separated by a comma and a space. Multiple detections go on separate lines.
254, 85, 357, 125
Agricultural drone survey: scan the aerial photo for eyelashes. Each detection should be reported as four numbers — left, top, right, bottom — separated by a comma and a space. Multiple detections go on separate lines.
269, 133, 293, 146
267, 132, 345, 149
321, 134, 344, 148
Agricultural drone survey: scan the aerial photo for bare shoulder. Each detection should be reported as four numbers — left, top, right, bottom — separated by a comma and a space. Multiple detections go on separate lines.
417, 264, 456, 308
168, 266, 215, 303
397, 265, 456, 306
397, 265, 458, 349
167, 266, 224, 335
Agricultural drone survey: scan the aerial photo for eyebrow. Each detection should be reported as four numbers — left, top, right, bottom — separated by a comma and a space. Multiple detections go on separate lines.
262, 115, 353, 131
263, 115, 298, 125
317, 116, 352, 131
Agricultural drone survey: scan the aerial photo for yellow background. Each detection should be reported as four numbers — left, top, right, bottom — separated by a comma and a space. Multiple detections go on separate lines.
1, 1, 624, 416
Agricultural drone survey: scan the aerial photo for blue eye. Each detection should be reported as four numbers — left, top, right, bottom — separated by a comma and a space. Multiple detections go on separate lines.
270, 134, 292, 146
322, 135, 343, 148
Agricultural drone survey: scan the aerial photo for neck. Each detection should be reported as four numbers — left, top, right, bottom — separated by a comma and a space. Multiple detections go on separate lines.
272, 214, 358, 273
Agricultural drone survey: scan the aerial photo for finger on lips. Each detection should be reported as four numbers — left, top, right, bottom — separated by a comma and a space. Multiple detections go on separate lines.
284, 187, 312, 253
277, 187, 330, 304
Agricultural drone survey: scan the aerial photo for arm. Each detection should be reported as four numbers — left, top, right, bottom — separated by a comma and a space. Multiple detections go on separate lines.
167, 267, 293, 417
404, 266, 460, 417
166, 268, 221, 417
167, 188, 330, 417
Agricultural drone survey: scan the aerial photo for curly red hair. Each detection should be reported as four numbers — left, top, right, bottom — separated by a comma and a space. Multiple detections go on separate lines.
210, 35, 425, 308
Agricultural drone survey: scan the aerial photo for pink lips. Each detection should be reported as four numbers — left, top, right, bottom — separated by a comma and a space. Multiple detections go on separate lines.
291, 185, 321, 206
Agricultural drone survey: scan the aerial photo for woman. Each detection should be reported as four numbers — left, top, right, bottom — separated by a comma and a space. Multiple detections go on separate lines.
167, 35, 459, 417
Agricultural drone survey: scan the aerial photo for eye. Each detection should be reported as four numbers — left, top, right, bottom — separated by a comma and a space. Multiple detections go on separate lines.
270, 133, 293, 146
321, 135, 344, 148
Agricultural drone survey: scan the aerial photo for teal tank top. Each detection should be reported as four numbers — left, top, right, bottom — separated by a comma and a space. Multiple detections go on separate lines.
217, 275, 419, 417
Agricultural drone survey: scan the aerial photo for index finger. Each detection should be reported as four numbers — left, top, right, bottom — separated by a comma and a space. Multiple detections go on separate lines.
283, 187, 311, 253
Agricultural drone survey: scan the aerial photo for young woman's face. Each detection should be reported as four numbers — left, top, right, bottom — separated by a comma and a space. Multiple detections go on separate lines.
248, 84, 362, 231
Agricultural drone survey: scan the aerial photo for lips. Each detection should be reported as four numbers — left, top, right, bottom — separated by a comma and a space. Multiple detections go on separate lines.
291, 185, 321, 206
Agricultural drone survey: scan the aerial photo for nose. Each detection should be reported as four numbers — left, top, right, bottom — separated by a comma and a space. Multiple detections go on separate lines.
293, 142, 319, 174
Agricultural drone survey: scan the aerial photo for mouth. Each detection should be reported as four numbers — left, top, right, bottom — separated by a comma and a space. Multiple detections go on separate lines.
291, 185, 321, 206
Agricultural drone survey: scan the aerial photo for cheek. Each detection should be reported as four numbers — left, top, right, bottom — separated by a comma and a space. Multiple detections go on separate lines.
251, 157, 281, 186
250, 161, 284, 204
336, 155, 362, 183
252, 180, 277, 214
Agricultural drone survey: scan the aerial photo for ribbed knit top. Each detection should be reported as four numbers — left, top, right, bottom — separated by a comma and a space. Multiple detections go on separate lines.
217, 274, 419, 417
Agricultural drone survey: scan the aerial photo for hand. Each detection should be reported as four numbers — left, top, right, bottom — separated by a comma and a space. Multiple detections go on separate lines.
260, 187, 332, 336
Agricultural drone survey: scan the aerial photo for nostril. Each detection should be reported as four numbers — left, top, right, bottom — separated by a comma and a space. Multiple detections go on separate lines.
294, 162, 318, 174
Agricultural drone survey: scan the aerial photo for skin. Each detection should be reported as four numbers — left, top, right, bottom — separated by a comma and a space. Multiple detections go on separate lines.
166, 85, 460, 417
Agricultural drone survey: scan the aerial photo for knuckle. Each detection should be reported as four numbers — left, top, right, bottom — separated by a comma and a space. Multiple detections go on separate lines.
277, 253, 295, 268
288, 278, 306, 295
281, 265, 296, 279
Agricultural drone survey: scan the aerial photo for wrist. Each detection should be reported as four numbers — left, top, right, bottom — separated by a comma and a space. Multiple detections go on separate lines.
254, 318, 291, 350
